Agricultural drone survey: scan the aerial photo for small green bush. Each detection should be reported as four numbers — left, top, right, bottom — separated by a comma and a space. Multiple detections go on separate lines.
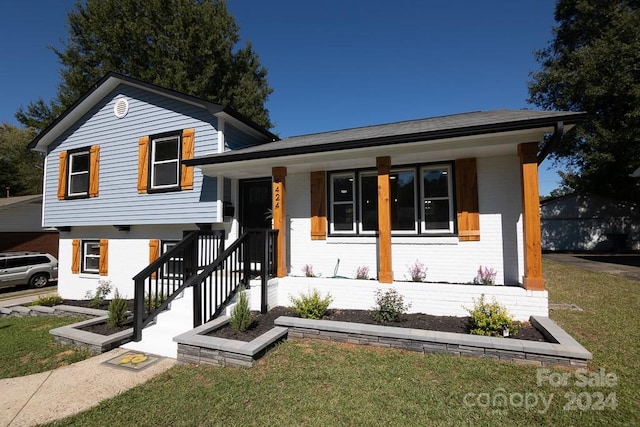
85, 279, 113, 308
371, 288, 411, 323
144, 291, 168, 313
289, 289, 333, 319
466, 294, 519, 337
108, 290, 128, 328
29, 294, 63, 307
230, 287, 252, 332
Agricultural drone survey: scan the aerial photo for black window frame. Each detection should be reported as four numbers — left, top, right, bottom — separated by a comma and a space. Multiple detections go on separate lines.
66, 147, 91, 199
327, 161, 457, 237
148, 131, 182, 193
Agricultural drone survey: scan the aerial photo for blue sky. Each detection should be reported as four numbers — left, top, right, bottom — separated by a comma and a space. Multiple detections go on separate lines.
0, 0, 564, 195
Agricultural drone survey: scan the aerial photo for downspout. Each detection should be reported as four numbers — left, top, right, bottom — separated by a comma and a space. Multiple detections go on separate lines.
537, 121, 563, 165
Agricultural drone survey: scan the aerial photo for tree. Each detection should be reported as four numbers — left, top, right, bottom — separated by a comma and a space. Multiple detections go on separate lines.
0, 124, 42, 196
16, 0, 273, 130
528, 0, 640, 203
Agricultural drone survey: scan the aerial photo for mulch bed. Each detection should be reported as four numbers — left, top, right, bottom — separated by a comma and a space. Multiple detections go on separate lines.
61, 299, 135, 335
207, 306, 549, 342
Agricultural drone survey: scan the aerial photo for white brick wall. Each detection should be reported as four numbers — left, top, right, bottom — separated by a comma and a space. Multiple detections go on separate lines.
286, 155, 525, 286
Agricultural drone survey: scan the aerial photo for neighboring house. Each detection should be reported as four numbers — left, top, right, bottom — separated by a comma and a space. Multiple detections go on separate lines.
0, 195, 59, 257
541, 193, 640, 252
28, 72, 584, 327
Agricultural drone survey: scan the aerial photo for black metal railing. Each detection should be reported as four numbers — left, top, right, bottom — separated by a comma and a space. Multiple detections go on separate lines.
189, 229, 278, 327
133, 230, 225, 341
132, 229, 278, 341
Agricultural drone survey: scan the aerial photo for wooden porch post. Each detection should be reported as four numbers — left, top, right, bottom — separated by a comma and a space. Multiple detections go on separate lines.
272, 167, 287, 278
377, 156, 393, 283
518, 143, 545, 291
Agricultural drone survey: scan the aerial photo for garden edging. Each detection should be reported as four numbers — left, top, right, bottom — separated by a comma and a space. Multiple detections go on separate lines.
274, 315, 592, 367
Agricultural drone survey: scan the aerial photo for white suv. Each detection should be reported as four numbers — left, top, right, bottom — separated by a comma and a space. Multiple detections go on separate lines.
0, 252, 58, 289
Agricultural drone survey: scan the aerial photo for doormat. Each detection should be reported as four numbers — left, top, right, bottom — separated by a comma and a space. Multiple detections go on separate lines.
103, 351, 162, 371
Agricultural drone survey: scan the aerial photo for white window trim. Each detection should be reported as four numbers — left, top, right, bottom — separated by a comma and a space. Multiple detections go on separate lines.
329, 172, 356, 234
82, 240, 100, 274
67, 150, 89, 197
420, 164, 454, 234
150, 135, 180, 190
162, 241, 182, 278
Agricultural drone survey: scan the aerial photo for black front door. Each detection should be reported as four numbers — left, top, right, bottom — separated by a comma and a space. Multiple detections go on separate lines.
239, 178, 272, 261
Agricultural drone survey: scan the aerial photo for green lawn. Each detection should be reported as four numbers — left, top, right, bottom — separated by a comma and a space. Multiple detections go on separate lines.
0, 315, 93, 379
34, 259, 640, 425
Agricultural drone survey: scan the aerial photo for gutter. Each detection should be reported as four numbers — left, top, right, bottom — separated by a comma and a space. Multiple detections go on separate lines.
537, 121, 564, 165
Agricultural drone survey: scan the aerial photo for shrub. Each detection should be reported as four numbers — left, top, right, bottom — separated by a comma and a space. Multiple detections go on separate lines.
465, 294, 519, 337
405, 259, 427, 282
230, 287, 252, 332
86, 279, 113, 308
371, 288, 411, 323
108, 290, 129, 328
144, 291, 168, 312
302, 264, 316, 277
355, 266, 370, 280
29, 294, 63, 307
473, 266, 497, 285
289, 289, 333, 319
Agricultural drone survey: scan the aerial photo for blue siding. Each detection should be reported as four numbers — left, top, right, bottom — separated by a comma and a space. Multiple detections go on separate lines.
224, 123, 264, 150
44, 86, 221, 227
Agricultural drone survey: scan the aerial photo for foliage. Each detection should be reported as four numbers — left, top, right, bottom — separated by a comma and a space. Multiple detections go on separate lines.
0, 124, 42, 197
301, 264, 316, 278
405, 259, 427, 282
144, 291, 168, 313
0, 316, 92, 379
473, 266, 497, 285
29, 294, 63, 307
528, 0, 640, 203
289, 289, 332, 319
371, 288, 411, 324
17, 0, 273, 130
465, 294, 518, 337
85, 279, 113, 308
107, 290, 129, 328
355, 266, 369, 280
230, 287, 252, 333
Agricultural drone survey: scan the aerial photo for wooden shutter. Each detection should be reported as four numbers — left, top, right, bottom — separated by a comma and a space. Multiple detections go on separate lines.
181, 128, 195, 190
149, 239, 160, 279
89, 145, 100, 197
310, 171, 327, 240
455, 158, 480, 241
57, 151, 68, 200
138, 136, 149, 193
99, 239, 109, 276
71, 239, 80, 274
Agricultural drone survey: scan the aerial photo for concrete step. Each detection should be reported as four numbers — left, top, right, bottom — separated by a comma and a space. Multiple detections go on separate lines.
121, 288, 194, 358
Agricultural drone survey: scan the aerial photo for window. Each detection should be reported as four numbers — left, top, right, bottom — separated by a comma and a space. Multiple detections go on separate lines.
330, 173, 356, 233
162, 241, 182, 278
82, 241, 100, 274
328, 163, 453, 236
421, 165, 454, 233
150, 133, 181, 190
58, 146, 99, 199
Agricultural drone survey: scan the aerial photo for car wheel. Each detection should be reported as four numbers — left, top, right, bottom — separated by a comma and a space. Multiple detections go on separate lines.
29, 273, 49, 288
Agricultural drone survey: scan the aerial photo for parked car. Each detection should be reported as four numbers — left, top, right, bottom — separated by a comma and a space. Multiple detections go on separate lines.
0, 252, 58, 289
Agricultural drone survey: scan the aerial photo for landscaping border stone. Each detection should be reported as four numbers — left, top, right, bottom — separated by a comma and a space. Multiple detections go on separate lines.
50, 316, 134, 354
174, 316, 288, 367
274, 315, 592, 368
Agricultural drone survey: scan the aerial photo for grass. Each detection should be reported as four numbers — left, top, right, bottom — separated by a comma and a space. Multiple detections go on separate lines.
20, 259, 640, 425
0, 316, 94, 379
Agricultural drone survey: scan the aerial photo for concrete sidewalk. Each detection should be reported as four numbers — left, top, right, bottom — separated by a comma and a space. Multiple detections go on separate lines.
0, 348, 176, 427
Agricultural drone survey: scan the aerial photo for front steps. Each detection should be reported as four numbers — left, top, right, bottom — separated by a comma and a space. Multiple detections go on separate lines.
121, 287, 194, 358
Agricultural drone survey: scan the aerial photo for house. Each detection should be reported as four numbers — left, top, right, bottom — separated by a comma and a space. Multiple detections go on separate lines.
541, 193, 640, 252
28, 73, 585, 340
0, 195, 59, 257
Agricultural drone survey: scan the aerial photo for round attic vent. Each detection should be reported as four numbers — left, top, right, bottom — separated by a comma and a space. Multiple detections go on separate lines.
113, 98, 129, 119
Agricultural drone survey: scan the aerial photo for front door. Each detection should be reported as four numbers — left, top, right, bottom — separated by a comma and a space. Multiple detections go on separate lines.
239, 178, 272, 261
